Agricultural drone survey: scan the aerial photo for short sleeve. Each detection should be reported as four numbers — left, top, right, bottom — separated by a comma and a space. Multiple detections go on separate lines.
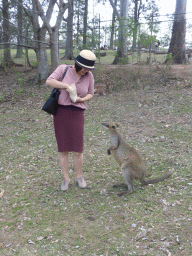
47, 65, 67, 82
87, 72, 94, 95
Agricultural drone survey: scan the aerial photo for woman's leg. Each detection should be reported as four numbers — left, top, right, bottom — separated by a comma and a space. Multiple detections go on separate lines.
73, 152, 83, 178
59, 151, 70, 181
73, 152, 87, 188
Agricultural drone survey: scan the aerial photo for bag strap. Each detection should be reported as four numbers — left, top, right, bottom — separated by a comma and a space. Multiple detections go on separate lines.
61, 65, 69, 81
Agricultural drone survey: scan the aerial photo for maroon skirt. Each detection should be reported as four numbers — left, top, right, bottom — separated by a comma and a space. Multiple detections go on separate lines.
53, 105, 85, 153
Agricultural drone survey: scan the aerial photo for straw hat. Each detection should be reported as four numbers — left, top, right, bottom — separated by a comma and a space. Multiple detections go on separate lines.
75, 50, 96, 70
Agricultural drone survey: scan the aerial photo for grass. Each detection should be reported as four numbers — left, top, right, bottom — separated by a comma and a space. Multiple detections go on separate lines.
0, 62, 192, 255
2, 48, 168, 67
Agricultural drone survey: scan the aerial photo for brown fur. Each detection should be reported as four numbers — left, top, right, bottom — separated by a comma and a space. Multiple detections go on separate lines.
102, 122, 172, 196
94, 85, 106, 95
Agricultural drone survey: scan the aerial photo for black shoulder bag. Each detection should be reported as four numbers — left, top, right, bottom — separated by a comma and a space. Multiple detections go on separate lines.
42, 66, 69, 115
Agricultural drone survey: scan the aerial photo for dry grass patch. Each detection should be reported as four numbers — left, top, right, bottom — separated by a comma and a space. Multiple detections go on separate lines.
0, 64, 192, 255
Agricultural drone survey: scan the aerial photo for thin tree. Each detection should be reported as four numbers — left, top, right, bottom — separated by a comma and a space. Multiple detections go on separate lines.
167, 0, 187, 63
2, 0, 13, 66
75, 0, 80, 48
109, 0, 117, 50
109, 0, 129, 64
83, 0, 88, 48
0, 13, 2, 44
63, 1, 74, 59
132, 0, 142, 51
15, 0, 23, 58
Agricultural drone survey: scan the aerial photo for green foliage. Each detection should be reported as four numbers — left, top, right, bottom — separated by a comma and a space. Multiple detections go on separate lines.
138, 32, 156, 48
0, 93, 5, 103
42, 91, 52, 101
13, 88, 24, 95
31, 60, 37, 67
11, 71, 26, 97
166, 52, 173, 64
18, 78, 25, 86
185, 79, 192, 88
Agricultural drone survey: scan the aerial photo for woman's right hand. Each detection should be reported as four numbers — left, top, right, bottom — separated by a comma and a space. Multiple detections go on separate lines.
46, 79, 71, 90
65, 84, 71, 91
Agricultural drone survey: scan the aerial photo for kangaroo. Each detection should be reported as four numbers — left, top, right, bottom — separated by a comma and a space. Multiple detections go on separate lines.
102, 122, 172, 196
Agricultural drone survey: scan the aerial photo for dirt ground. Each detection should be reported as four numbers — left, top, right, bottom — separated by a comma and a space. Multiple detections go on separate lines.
0, 63, 192, 255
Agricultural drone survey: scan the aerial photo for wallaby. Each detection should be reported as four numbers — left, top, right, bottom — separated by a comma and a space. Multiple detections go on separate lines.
102, 122, 172, 196
94, 85, 106, 95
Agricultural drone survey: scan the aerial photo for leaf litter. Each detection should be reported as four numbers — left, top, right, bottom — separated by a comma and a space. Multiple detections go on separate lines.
0, 64, 192, 255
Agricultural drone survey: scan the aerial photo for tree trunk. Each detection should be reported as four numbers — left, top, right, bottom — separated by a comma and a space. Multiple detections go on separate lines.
2, 0, 13, 66
0, 15, 2, 45
15, 0, 23, 58
29, 0, 70, 81
110, 0, 117, 50
34, 28, 49, 83
112, 0, 129, 64
132, 0, 138, 51
168, 0, 187, 64
63, 1, 74, 60
22, 0, 69, 82
50, 27, 60, 71
83, 0, 88, 48
25, 24, 33, 68
35, 47, 49, 83
31, 0, 49, 82
76, 0, 80, 48
109, 0, 129, 64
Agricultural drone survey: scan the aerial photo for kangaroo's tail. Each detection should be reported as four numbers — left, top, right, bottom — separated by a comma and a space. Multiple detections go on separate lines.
142, 171, 172, 185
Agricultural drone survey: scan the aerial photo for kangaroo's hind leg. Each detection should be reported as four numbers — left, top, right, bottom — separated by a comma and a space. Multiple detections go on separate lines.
116, 163, 134, 197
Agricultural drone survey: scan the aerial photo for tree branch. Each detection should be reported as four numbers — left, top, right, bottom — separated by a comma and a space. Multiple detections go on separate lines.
33, 0, 52, 34
0, 42, 34, 49
55, 0, 70, 30
46, 0, 56, 22
108, 0, 120, 19
0, 40, 50, 48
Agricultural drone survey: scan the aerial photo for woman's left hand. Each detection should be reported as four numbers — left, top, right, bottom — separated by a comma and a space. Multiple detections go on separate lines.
76, 97, 84, 103
75, 94, 93, 103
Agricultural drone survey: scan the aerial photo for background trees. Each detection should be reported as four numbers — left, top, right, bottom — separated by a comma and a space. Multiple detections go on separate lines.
22, 0, 71, 82
168, 0, 187, 63
0, 0, 191, 82
109, 0, 129, 64
2, 0, 13, 66
63, 1, 74, 60
15, 0, 23, 58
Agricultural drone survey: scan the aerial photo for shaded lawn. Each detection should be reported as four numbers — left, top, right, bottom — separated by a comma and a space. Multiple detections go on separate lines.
0, 69, 192, 255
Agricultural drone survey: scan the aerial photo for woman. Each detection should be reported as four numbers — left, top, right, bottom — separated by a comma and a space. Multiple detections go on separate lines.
46, 50, 96, 191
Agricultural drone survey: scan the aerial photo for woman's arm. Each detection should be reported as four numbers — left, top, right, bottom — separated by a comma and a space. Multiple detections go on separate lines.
46, 79, 70, 90
76, 94, 93, 103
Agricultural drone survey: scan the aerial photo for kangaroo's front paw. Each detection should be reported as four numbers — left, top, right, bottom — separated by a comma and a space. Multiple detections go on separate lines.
107, 149, 111, 155
117, 191, 128, 197
117, 188, 134, 197
113, 183, 127, 188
